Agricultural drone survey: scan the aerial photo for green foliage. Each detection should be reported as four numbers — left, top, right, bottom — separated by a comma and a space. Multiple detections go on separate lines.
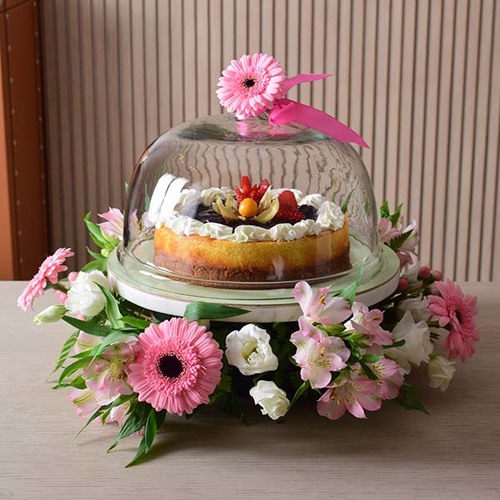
126, 408, 167, 467
290, 380, 310, 407
77, 394, 135, 437
340, 190, 354, 214
389, 230, 413, 252
395, 382, 429, 414
98, 285, 125, 329
55, 356, 96, 388
380, 201, 403, 227
62, 315, 112, 337
183, 302, 248, 321
52, 330, 80, 373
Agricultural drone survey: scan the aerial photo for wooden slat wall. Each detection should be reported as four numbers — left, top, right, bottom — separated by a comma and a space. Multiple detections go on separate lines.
40, 0, 500, 281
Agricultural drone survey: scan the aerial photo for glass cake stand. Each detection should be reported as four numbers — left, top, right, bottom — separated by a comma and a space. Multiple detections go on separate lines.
108, 239, 400, 323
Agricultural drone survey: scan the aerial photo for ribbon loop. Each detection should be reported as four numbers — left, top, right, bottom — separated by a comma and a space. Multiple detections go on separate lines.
269, 97, 368, 148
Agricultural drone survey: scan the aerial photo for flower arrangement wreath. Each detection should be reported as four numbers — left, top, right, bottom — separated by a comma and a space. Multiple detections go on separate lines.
18, 54, 479, 467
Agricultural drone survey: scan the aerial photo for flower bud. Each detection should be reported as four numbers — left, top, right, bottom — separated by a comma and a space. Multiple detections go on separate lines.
427, 355, 456, 391
418, 266, 431, 279
250, 380, 290, 420
398, 277, 409, 291
432, 270, 443, 281
34, 305, 66, 325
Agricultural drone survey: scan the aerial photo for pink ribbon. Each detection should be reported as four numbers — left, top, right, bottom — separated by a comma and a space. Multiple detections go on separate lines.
268, 73, 368, 148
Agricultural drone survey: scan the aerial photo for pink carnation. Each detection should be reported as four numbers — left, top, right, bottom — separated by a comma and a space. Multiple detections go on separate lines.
216, 53, 286, 119
17, 248, 74, 311
128, 318, 223, 415
428, 280, 479, 361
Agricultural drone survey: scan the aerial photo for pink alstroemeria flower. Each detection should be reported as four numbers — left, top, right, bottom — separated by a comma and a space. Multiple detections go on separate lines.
82, 358, 134, 405
317, 369, 382, 420
346, 302, 392, 347
292, 281, 352, 326
76, 332, 136, 405
370, 358, 404, 400
98, 208, 124, 239
291, 329, 350, 388
428, 280, 479, 361
378, 217, 402, 245
69, 388, 100, 419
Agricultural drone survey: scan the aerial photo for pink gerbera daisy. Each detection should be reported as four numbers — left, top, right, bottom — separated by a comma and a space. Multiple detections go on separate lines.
428, 280, 479, 361
128, 318, 223, 415
17, 247, 74, 311
216, 53, 286, 119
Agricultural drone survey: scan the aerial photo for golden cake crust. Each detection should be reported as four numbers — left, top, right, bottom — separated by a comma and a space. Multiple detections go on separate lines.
153, 217, 350, 288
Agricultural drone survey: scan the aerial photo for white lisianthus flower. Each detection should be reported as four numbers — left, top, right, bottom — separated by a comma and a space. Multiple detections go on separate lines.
225, 324, 279, 375
34, 304, 66, 325
397, 296, 431, 322
386, 311, 433, 374
249, 380, 290, 420
65, 270, 112, 318
427, 355, 456, 391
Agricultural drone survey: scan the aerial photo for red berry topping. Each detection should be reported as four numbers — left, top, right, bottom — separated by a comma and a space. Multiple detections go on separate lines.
235, 176, 270, 204
274, 190, 305, 222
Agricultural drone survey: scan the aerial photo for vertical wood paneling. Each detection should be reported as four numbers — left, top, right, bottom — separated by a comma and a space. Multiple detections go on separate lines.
40, 0, 500, 280
490, 1, 500, 281
420, 0, 441, 269
432, 0, 455, 274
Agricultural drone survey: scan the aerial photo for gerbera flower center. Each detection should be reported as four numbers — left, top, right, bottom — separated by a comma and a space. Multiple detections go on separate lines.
243, 77, 256, 88
157, 353, 185, 379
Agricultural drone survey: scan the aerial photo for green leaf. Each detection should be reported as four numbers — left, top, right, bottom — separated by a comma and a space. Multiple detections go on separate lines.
385, 338, 406, 349
389, 230, 413, 252
390, 203, 403, 226
52, 374, 86, 389
81, 255, 107, 273
84, 213, 108, 249
91, 330, 136, 358
122, 315, 151, 330
290, 380, 310, 407
183, 302, 248, 321
56, 356, 94, 387
318, 323, 346, 337
52, 330, 80, 373
125, 408, 166, 467
62, 316, 112, 337
340, 189, 354, 214
98, 285, 125, 329
380, 200, 391, 219
337, 261, 364, 304
395, 382, 430, 414
359, 361, 378, 380
361, 354, 382, 364
108, 402, 150, 452
77, 394, 135, 437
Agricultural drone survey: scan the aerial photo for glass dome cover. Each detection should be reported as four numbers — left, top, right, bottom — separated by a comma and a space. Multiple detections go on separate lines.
119, 114, 382, 290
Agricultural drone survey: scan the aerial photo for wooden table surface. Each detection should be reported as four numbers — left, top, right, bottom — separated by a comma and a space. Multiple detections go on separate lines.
1, 281, 499, 500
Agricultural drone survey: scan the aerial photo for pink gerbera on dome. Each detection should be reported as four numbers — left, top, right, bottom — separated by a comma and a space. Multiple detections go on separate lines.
128, 318, 223, 415
428, 280, 479, 361
217, 53, 286, 119
17, 247, 74, 311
